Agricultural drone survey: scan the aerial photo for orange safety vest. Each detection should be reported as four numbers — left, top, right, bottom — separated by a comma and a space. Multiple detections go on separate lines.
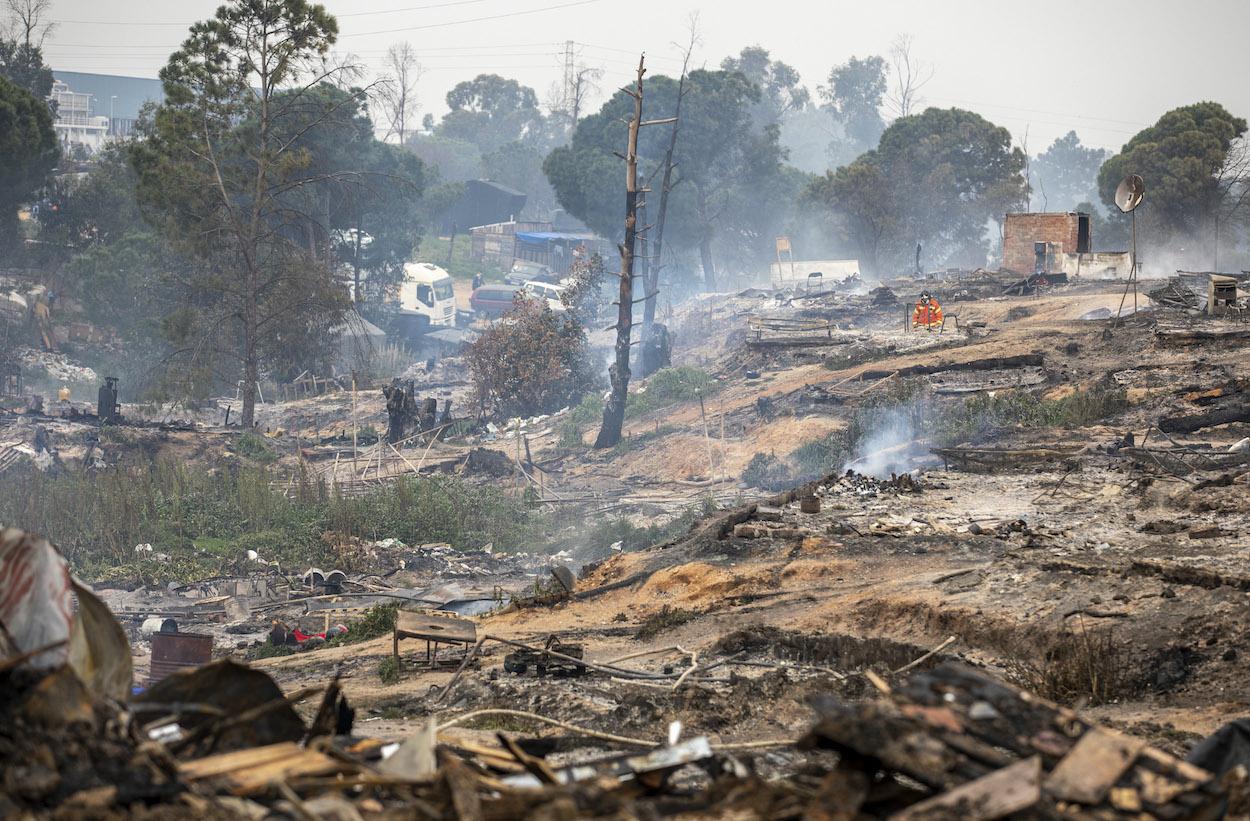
912, 299, 943, 328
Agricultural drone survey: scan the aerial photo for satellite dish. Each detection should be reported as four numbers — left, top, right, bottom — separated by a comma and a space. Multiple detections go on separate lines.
1114, 174, 1145, 213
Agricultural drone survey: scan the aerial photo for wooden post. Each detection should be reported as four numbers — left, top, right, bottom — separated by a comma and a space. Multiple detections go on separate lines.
351, 373, 358, 480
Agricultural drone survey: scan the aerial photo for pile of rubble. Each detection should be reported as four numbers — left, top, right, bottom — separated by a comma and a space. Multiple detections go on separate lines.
818, 469, 922, 497
5, 525, 1250, 818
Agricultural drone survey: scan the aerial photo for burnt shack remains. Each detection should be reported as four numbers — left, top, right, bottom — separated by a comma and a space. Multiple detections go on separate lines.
1003, 211, 1092, 274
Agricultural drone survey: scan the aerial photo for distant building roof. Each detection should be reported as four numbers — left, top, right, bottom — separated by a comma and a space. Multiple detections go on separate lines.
469, 179, 525, 198
442, 179, 527, 234
514, 231, 598, 246
50, 71, 164, 121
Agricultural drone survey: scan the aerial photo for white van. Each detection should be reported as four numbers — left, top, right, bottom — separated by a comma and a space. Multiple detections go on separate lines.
522, 280, 567, 312
397, 263, 456, 331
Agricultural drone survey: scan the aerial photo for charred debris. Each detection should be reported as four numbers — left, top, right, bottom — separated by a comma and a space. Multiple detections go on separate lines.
3, 525, 1248, 819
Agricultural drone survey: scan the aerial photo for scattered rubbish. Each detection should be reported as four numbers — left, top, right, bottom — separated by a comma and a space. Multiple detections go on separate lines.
503, 635, 587, 677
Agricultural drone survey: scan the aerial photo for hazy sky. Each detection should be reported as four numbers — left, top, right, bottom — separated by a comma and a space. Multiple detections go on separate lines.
37, 0, 1250, 152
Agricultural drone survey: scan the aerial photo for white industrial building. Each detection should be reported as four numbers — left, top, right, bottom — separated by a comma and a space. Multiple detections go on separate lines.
48, 79, 110, 155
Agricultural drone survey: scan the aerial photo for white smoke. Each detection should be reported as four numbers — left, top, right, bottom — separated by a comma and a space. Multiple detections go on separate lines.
842, 404, 928, 479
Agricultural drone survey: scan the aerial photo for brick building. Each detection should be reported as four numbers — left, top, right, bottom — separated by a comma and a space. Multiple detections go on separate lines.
1002, 212, 1091, 274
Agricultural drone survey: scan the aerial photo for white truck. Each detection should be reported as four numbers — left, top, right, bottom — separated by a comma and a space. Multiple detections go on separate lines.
396, 262, 457, 336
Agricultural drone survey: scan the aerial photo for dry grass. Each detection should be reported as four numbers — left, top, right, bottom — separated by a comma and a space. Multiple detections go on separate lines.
1006, 619, 1129, 706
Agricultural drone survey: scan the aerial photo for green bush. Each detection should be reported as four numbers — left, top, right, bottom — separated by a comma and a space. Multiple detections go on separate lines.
249, 643, 296, 660
626, 367, 719, 419
327, 603, 398, 647
0, 457, 546, 584
377, 655, 401, 684
235, 432, 277, 463
557, 393, 604, 449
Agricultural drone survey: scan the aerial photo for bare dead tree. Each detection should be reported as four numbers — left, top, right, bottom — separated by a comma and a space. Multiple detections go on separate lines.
375, 41, 421, 145
884, 34, 933, 119
594, 54, 675, 449
567, 64, 602, 126
549, 45, 603, 139
1212, 137, 1250, 269
321, 50, 366, 90
643, 19, 698, 330
4, 0, 54, 47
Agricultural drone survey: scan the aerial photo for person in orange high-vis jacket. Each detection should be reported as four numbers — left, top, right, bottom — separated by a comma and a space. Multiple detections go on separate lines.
912, 292, 943, 330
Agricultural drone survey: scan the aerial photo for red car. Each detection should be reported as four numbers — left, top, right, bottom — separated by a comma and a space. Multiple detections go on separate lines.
469, 284, 522, 319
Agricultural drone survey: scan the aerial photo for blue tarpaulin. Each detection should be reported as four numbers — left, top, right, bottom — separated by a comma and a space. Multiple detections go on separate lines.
514, 231, 595, 246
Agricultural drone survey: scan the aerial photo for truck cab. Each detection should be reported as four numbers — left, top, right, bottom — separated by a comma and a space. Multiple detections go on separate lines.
396, 263, 456, 337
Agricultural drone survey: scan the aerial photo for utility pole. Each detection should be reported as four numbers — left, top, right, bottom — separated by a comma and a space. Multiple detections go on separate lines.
562, 39, 576, 132
593, 54, 675, 449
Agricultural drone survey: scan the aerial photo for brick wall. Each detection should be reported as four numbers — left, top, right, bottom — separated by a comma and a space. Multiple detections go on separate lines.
1002, 213, 1083, 274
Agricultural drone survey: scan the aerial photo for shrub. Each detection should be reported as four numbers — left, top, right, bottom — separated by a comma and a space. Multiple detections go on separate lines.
327, 603, 398, 646
741, 452, 796, 491
556, 393, 604, 449
235, 432, 277, 462
466, 296, 600, 419
626, 366, 719, 419
635, 605, 698, 640
377, 655, 401, 684
0, 458, 547, 584
1006, 621, 1128, 706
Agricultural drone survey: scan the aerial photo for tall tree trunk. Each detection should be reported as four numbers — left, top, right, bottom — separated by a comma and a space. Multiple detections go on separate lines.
594, 56, 646, 450
353, 214, 363, 302
643, 52, 688, 330
241, 301, 258, 428
699, 233, 716, 292
637, 198, 649, 321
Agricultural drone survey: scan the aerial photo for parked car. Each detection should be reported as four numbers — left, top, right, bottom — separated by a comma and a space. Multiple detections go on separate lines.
521, 280, 567, 312
469, 284, 521, 319
504, 260, 558, 286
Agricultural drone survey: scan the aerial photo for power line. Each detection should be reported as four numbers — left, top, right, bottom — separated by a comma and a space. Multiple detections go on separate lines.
926, 95, 1150, 130
44, 40, 568, 51
340, 0, 606, 38
51, 0, 496, 26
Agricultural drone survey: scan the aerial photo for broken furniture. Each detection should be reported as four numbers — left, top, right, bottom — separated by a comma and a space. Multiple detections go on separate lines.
1208, 274, 1241, 317
392, 608, 477, 669
747, 316, 837, 347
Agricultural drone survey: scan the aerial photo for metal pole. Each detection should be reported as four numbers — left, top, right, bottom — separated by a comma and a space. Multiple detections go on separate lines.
1131, 210, 1138, 315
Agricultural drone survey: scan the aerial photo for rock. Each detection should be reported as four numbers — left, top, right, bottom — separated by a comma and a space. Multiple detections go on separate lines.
1223, 647, 1238, 662
1188, 525, 1223, 539
799, 496, 821, 514
1161, 586, 1177, 599
968, 701, 1000, 721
